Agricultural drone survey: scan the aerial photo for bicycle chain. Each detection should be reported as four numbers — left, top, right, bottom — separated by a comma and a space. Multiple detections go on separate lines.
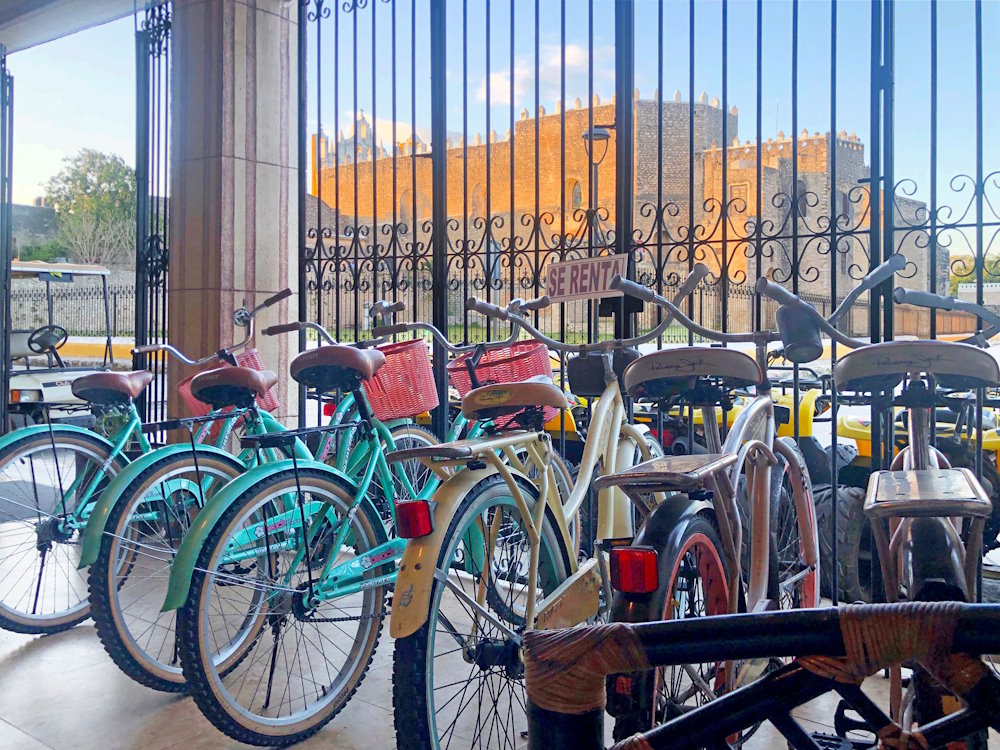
300, 606, 388, 624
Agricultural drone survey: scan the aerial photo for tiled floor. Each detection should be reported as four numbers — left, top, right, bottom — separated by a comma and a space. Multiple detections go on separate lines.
0, 622, 997, 749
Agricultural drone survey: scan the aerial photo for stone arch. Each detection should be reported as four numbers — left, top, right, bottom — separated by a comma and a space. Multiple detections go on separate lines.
566, 178, 583, 211
470, 183, 486, 216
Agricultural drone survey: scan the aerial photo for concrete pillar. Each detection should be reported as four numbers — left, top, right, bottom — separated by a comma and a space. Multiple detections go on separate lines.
169, 0, 298, 420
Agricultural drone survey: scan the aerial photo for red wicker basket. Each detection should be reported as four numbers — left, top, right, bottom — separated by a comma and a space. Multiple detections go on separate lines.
446, 341, 557, 427
363, 339, 439, 421
446, 340, 552, 396
176, 349, 281, 443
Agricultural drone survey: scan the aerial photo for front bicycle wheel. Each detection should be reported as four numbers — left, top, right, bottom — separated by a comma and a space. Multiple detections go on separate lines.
393, 473, 571, 750
177, 467, 387, 746
0, 430, 126, 633
89, 450, 245, 692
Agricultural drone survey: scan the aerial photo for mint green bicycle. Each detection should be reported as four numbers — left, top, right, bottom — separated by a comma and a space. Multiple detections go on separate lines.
79, 301, 441, 693
161, 310, 544, 746
0, 290, 291, 635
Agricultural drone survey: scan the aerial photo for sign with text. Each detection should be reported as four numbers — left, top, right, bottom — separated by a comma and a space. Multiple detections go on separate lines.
545, 255, 627, 303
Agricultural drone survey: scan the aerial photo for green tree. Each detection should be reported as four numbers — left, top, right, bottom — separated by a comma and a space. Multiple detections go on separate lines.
45, 149, 136, 266
949, 257, 1000, 296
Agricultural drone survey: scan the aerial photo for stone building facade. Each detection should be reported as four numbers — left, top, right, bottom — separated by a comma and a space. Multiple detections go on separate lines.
309, 93, 940, 334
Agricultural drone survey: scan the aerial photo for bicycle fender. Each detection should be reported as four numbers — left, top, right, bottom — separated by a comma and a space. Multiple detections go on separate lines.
390, 466, 496, 639
0, 423, 117, 454
606, 494, 713, 723
77, 444, 240, 568
161, 458, 358, 611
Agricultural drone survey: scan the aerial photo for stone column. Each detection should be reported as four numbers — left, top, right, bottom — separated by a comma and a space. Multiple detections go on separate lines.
168, 0, 298, 421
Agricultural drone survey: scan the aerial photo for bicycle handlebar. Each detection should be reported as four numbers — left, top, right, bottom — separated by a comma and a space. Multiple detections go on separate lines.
610, 265, 766, 346
133, 288, 291, 365
373, 316, 520, 355
468, 263, 710, 354
261, 321, 337, 345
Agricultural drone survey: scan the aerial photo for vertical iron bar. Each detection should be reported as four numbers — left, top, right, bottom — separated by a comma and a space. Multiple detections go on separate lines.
791, 0, 800, 442
974, 0, 984, 489
614, 0, 634, 340
134, 26, 151, 420
720, 0, 728, 336
430, 0, 448, 439
929, 0, 938, 336
829, 0, 839, 605
297, 0, 307, 427
754, 0, 762, 332
0, 51, 9, 435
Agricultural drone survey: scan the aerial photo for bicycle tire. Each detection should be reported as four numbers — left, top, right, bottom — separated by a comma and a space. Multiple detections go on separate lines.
0, 429, 128, 634
393, 472, 571, 750
89, 450, 245, 692
178, 467, 387, 746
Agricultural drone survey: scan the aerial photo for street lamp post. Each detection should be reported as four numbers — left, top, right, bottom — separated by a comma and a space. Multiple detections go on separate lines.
581, 127, 611, 246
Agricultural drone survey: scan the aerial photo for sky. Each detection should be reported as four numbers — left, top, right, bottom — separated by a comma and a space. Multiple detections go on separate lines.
7, 16, 136, 205
3, 1, 997, 218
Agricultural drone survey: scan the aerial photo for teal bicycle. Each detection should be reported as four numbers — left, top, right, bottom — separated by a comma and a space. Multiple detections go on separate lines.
78, 301, 441, 693
160, 309, 548, 746
0, 289, 290, 635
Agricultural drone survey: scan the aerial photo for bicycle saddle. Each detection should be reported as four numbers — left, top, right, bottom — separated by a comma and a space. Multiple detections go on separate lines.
72, 371, 155, 406
190, 366, 277, 409
290, 344, 385, 393
835, 340, 1000, 393
623, 347, 762, 402
461, 379, 568, 422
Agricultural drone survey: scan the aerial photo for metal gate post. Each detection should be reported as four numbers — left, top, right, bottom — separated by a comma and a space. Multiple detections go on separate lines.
613, 0, 634, 341
0, 50, 11, 435
430, 0, 449, 439
296, 0, 308, 428
133, 25, 151, 418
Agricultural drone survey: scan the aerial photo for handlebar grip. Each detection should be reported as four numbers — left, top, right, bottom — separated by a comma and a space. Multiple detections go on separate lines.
262, 322, 302, 336
678, 263, 710, 298
372, 324, 410, 337
385, 301, 406, 314
754, 278, 800, 306
263, 288, 292, 308
892, 286, 955, 311
609, 274, 658, 303
520, 296, 551, 312
132, 344, 162, 355
866, 253, 907, 289
466, 298, 508, 319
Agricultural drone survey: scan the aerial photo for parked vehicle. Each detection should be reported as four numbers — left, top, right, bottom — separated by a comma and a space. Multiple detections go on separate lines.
6, 260, 117, 429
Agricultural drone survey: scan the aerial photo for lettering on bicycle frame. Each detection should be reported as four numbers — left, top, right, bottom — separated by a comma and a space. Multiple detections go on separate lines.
545, 255, 627, 303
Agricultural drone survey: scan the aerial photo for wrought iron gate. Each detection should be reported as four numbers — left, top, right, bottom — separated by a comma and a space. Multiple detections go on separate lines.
0, 51, 13, 435
133, 3, 171, 423
298, 0, 998, 597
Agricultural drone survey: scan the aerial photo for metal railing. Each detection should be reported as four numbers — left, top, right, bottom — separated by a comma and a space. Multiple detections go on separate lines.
10, 283, 140, 338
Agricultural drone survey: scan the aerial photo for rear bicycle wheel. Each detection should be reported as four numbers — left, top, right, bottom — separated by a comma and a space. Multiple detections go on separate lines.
177, 467, 387, 746
89, 450, 245, 692
393, 473, 571, 750
0, 430, 126, 633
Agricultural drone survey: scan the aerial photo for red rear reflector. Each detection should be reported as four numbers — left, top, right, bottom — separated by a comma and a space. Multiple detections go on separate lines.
323, 402, 336, 417
610, 546, 658, 594
396, 500, 434, 539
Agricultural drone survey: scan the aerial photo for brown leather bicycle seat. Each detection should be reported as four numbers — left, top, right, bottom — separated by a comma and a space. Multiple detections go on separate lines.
72, 370, 155, 406
290, 345, 385, 393
190, 366, 278, 409
835, 340, 1000, 393
461, 379, 568, 422
623, 347, 762, 401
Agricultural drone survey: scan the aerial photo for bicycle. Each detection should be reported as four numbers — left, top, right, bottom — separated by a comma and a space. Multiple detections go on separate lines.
596, 265, 848, 739
78, 296, 434, 693
158, 308, 546, 745
387, 264, 708, 750
0, 289, 289, 635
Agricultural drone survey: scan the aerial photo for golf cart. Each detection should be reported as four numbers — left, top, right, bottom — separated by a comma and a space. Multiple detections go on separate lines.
7, 260, 116, 429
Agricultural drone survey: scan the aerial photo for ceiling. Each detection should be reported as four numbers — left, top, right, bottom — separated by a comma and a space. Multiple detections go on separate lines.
0, 1, 164, 54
